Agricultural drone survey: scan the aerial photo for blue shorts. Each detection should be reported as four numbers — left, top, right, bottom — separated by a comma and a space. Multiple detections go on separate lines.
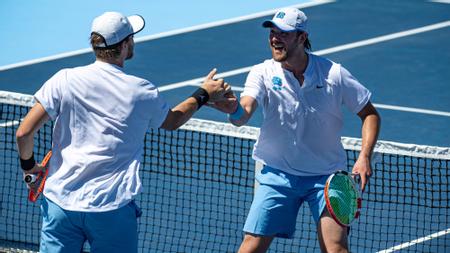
40, 197, 142, 253
243, 166, 329, 238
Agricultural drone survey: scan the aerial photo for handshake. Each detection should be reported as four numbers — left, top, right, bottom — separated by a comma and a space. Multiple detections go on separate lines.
197, 68, 239, 114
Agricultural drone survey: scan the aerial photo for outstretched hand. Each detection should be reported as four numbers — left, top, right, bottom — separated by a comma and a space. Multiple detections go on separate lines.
201, 68, 230, 102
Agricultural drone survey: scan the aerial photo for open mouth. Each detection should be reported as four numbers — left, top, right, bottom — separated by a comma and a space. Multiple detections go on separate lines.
272, 43, 285, 52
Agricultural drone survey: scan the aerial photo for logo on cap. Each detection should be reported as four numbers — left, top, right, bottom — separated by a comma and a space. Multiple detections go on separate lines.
275, 12, 286, 19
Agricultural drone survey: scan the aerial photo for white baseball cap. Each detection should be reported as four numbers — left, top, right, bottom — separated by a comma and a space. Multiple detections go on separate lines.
262, 8, 308, 33
91, 12, 145, 48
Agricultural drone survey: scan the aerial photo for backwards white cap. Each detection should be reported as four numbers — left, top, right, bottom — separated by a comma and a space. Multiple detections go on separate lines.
262, 8, 308, 33
91, 12, 145, 48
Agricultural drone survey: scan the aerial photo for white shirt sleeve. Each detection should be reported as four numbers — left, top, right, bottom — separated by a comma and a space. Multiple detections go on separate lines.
241, 64, 266, 106
34, 69, 67, 120
339, 65, 371, 114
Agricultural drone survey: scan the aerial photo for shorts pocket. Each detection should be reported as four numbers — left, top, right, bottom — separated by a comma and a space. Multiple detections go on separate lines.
256, 166, 293, 188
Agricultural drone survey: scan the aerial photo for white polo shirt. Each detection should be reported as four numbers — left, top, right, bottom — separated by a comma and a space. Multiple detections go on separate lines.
35, 61, 169, 212
241, 54, 371, 176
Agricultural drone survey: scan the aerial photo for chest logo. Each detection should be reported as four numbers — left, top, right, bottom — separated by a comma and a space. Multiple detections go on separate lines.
272, 76, 284, 91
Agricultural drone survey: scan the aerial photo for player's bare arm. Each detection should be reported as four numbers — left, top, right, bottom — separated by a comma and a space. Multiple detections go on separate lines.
16, 102, 49, 166
353, 101, 381, 192
160, 68, 231, 130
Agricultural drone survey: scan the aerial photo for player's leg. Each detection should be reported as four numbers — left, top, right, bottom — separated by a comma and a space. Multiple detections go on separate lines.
317, 209, 348, 253
84, 200, 142, 253
304, 174, 348, 253
40, 197, 85, 253
240, 166, 302, 253
238, 233, 273, 253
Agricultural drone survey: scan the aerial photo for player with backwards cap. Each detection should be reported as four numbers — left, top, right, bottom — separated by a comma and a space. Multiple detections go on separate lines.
16, 11, 231, 253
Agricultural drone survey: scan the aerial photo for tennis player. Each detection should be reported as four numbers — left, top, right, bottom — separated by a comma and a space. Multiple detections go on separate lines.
209, 8, 381, 253
15, 12, 230, 253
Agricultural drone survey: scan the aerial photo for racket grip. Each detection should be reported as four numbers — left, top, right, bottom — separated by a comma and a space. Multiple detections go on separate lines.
24, 174, 38, 184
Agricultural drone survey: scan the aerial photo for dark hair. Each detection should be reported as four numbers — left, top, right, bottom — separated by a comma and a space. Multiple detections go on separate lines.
304, 38, 311, 51
90, 33, 130, 59
297, 31, 311, 51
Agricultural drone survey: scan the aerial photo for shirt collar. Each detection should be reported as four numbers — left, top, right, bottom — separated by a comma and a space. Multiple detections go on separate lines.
277, 53, 314, 88
94, 60, 124, 72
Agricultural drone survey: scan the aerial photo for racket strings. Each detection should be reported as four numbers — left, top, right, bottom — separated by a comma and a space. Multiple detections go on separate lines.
328, 174, 359, 224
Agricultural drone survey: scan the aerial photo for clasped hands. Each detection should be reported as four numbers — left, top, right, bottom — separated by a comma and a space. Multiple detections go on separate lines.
201, 68, 239, 114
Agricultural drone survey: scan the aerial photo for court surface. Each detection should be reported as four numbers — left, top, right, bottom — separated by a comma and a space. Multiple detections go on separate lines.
1, 0, 449, 251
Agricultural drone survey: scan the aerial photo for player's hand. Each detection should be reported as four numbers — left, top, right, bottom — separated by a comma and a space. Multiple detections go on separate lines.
201, 68, 229, 102
207, 91, 239, 114
352, 156, 372, 193
23, 163, 45, 190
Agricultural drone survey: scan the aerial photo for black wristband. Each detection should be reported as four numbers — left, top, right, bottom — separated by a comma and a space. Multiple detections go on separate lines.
190, 88, 209, 109
20, 153, 36, 171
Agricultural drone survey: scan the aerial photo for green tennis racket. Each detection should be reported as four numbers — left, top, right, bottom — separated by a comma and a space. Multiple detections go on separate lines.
324, 170, 362, 227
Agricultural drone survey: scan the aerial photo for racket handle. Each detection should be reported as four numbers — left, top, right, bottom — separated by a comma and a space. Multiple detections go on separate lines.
24, 174, 38, 184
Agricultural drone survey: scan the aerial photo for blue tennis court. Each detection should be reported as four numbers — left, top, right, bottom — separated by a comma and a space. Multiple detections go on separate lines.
1, 0, 449, 252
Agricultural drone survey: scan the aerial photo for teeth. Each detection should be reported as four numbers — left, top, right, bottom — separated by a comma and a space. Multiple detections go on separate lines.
273, 44, 284, 49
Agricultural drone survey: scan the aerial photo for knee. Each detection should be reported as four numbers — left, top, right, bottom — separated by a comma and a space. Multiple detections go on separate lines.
318, 235, 348, 253
238, 234, 273, 253
320, 244, 348, 253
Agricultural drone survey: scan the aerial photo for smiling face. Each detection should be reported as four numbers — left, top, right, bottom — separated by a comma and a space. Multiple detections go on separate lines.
269, 27, 306, 62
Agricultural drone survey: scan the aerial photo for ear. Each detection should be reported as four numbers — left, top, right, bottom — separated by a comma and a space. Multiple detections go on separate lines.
121, 39, 129, 49
297, 31, 305, 40
296, 32, 307, 45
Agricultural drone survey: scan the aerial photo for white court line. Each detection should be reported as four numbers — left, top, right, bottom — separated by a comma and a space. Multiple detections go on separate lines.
376, 228, 450, 253
373, 103, 450, 117
429, 0, 450, 4
134, 0, 335, 43
157, 20, 450, 117
176, 84, 450, 117
0, 120, 21, 128
159, 20, 450, 90
0, 0, 334, 72
158, 68, 252, 92
313, 20, 450, 56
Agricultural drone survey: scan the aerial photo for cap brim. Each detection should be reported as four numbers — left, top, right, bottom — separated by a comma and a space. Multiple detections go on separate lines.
128, 15, 145, 34
262, 20, 296, 32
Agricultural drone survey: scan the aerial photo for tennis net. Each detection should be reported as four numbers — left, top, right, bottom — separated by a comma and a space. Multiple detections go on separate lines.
1, 90, 449, 253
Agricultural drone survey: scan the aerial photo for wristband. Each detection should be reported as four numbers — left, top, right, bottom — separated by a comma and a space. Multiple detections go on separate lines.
228, 104, 244, 121
190, 88, 209, 109
20, 153, 36, 171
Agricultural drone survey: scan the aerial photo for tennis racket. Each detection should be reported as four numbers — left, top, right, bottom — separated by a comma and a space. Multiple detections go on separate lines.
24, 151, 52, 202
324, 170, 362, 227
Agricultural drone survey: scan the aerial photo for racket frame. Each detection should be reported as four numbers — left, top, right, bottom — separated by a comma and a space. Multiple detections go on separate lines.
324, 170, 362, 227
26, 151, 52, 202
